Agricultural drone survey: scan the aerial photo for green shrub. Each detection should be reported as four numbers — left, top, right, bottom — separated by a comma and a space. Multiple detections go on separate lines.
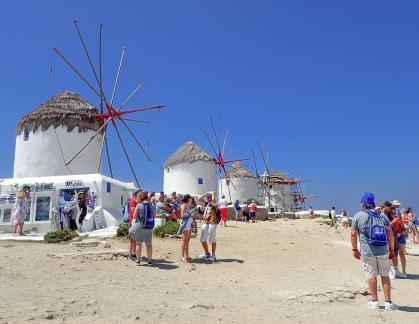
153, 221, 179, 238
44, 229, 79, 243
116, 223, 130, 239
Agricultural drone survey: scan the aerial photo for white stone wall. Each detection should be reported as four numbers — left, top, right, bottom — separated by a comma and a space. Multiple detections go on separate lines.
163, 161, 216, 196
14, 126, 103, 178
264, 183, 294, 213
218, 177, 258, 203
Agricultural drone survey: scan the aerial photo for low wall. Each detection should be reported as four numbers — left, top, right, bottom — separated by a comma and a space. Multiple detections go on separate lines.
226, 206, 268, 221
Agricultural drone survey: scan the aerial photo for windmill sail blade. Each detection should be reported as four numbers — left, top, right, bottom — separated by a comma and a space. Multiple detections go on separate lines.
53, 48, 101, 99
110, 47, 126, 106
111, 120, 140, 188
252, 150, 260, 177
118, 118, 152, 161
99, 23, 104, 114
226, 180, 232, 202
257, 141, 270, 175
222, 130, 229, 156
119, 82, 143, 110
65, 118, 111, 166
210, 117, 222, 153
118, 106, 165, 115
104, 135, 114, 178
97, 129, 105, 173
73, 20, 108, 105
121, 118, 149, 124
204, 130, 219, 158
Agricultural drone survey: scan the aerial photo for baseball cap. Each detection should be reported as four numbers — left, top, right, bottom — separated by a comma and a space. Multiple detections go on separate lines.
361, 192, 375, 205
383, 201, 392, 207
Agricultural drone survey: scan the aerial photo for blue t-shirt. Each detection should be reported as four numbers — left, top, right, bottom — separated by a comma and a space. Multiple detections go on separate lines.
414, 214, 419, 226
351, 210, 390, 258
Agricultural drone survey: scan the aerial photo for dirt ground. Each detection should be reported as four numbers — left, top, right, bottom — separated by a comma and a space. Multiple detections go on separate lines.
0, 218, 418, 324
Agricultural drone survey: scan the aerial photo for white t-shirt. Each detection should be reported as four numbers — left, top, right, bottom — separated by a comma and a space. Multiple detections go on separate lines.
218, 198, 228, 208
330, 209, 336, 218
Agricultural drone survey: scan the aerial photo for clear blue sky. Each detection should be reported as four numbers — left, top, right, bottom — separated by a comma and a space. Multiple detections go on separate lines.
1, 0, 418, 214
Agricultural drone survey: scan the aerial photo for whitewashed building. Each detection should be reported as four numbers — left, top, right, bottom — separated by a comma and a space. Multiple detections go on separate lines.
260, 171, 294, 213
163, 142, 216, 196
0, 174, 135, 233
0, 92, 136, 234
14, 91, 103, 178
218, 162, 258, 203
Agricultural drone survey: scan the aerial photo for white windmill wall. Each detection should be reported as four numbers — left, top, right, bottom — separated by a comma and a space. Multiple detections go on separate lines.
265, 183, 294, 213
218, 177, 258, 203
163, 161, 216, 196
14, 126, 103, 178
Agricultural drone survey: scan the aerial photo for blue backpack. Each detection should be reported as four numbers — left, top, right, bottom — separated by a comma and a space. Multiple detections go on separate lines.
140, 203, 155, 229
363, 209, 388, 246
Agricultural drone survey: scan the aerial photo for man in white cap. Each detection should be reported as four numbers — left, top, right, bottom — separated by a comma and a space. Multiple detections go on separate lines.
392, 200, 401, 216
198, 192, 219, 262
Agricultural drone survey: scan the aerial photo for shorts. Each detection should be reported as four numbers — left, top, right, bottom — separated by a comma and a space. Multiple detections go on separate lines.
220, 208, 228, 222
129, 224, 153, 244
250, 212, 256, 218
362, 254, 390, 279
398, 234, 406, 245
200, 224, 217, 244
183, 218, 193, 231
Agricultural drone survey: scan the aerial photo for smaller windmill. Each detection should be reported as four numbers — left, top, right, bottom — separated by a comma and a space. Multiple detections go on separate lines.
204, 117, 248, 202
289, 174, 319, 211
254, 141, 275, 211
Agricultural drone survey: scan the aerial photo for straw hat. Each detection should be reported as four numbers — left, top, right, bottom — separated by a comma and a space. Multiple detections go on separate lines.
392, 200, 401, 207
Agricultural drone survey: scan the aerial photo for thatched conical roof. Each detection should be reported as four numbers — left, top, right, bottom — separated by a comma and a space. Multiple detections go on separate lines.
222, 161, 254, 179
16, 91, 100, 135
164, 141, 213, 168
269, 170, 292, 184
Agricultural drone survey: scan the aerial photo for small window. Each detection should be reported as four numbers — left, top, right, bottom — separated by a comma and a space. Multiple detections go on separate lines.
35, 196, 51, 222
107, 182, 111, 193
167, 168, 170, 173
2, 209, 11, 223
198, 178, 203, 185
23, 127, 30, 141
269, 185, 273, 189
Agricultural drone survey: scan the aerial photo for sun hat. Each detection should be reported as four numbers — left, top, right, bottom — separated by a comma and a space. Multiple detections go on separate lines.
361, 192, 375, 205
392, 200, 401, 207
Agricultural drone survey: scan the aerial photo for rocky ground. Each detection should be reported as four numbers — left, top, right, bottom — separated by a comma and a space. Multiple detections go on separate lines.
0, 218, 418, 323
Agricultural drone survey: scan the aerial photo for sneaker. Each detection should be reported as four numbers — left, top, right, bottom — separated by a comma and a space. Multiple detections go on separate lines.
367, 300, 379, 309
395, 269, 406, 279
134, 260, 141, 266
128, 255, 136, 262
199, 253, 210, 259
385, 301, 398, 311
209, 255, 216, 262
147, 261, 153, 266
